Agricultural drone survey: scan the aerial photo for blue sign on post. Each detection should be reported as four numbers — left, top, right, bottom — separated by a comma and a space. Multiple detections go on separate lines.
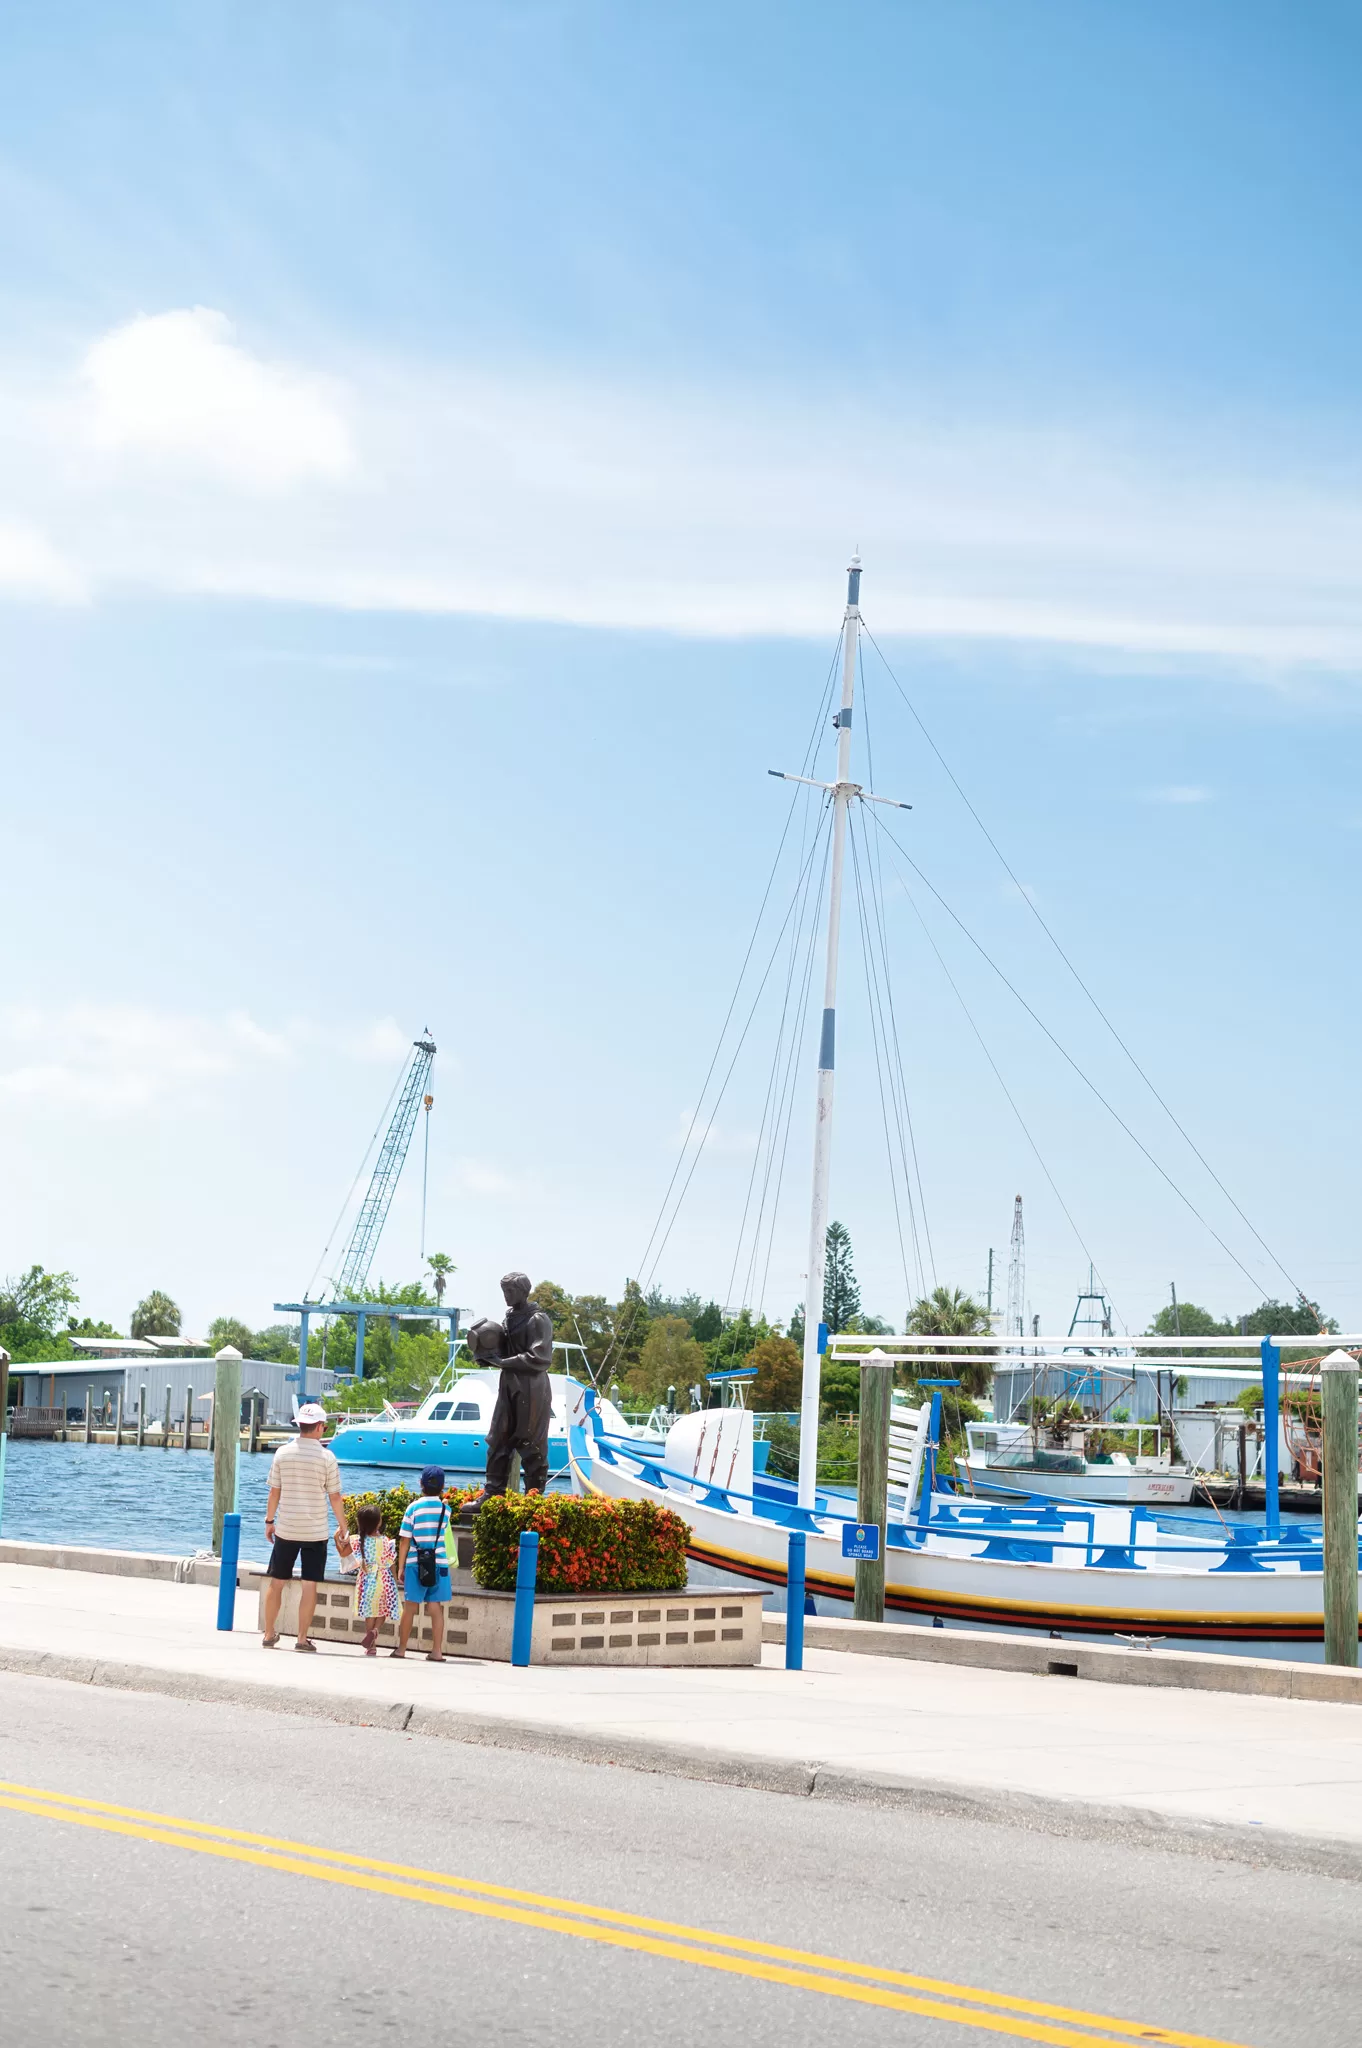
842, 1523, 880, 1561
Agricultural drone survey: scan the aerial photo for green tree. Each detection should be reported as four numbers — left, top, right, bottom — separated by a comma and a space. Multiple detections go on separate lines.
612, 1278, 652, 1372
1237, 1296, 1335, 1338
564, 1294, 615, 1376
644, 1287, 708, 1328
705, 1306, 772, 1375
1145, 1301, 1229, 1338
690, 1300, 723, 1343
904, 1284, 993, 1398
529, 1280, 574, 1336
629, 1316, 706, 1403
131, 1289, 181, 1339
822, 1221, 861, 1333
788, 1305, 806, 1351
426, 1252, 455, 1305
750, 1333, 803, 1411
819, 1362, 862, 1417
0, 1265, 82, 1361
207, 1315, 254, 1355
249, 1324, 298, 1363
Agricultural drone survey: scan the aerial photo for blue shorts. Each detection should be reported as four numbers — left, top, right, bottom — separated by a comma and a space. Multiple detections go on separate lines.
403, 1558, 451, 1606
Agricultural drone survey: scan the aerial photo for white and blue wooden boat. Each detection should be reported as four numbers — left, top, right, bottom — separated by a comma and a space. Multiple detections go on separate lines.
570, 1380, 1348, 1643
559, 558, 1360, 1644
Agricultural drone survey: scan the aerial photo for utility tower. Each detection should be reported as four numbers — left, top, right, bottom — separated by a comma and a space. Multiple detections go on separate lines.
1006, 1194, 1025, 1341
332, 1034, 437, 1299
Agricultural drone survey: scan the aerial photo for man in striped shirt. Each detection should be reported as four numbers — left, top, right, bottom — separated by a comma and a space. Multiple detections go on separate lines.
261, 1404, 351, 1651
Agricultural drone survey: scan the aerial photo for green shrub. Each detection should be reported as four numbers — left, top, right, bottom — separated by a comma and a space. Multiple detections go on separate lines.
473, 1492, 689, 1594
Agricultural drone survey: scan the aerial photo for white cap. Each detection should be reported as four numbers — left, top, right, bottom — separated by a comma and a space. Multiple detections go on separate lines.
295, 1403, 328, 1426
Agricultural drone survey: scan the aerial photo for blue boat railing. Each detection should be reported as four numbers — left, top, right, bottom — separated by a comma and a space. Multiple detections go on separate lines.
584, 1428, 1344, 1571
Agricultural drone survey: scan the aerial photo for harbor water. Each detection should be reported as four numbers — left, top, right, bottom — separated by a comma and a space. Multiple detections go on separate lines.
0, 1439, 558, 1569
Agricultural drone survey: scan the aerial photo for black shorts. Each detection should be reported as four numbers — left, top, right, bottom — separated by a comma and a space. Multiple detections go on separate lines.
267, 1537, 330, 1581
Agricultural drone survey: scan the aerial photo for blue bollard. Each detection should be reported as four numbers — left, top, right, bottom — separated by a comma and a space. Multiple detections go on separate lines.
511, 1530, 539, 1667
216, 1512, 241, 1631
786, 1530, 806, 1670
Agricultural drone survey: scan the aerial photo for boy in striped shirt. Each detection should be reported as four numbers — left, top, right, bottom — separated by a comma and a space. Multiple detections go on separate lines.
393, 1465, 451, 1661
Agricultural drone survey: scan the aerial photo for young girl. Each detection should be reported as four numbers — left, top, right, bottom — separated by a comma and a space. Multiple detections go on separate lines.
339, 1503, 400, 1654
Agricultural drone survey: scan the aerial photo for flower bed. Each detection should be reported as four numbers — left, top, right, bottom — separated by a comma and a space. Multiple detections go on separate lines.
342, 1482, 481, 1538
473, 1492, 689, 1594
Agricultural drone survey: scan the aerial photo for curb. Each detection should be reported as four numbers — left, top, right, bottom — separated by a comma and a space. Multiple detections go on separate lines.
0, 1539, 226, 1587
762, 1615, 1362, 1705
3, 1644, 1361, 1883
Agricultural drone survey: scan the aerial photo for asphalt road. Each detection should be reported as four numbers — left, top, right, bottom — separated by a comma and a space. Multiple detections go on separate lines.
0, 1672, 1354, 2048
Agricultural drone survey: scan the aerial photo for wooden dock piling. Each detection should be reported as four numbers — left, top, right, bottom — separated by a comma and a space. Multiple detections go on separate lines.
84, 1388, 93, 1444
854, 1349, 892, 1623
182, 1385, 194, 1450
113, 1387, 124, 1447
1322, 1349, 1359, 1667
0, 1348, 9, 1535
136, 1385, 146, 1449
212, 1349, 242, 1554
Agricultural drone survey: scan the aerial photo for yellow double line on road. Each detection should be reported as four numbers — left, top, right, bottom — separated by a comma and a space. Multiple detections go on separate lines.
0, 1778, 1247, 2048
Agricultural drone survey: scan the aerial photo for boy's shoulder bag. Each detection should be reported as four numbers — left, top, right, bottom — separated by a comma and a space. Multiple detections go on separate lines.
415, 1503, 447, 1589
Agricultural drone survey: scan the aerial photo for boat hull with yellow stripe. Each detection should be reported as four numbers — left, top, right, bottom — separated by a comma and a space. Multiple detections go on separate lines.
572, 1425, 1333, 1643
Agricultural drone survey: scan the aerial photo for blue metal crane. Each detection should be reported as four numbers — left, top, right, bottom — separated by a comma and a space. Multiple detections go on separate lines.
332, 1033, 436, 1299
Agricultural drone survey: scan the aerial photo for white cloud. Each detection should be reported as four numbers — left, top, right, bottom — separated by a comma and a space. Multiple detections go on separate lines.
0, 1004, 404, 1114
336, 1017, 414, 1064
1141, 785, 1214, 804
0, 517, 84, 601
673, 1110, 758, 1157
80, 308, 353, 492
450, 1158, 527, 1198
1, 309, 1362, 665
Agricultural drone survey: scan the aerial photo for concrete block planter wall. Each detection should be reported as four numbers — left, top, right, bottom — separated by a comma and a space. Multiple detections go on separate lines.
244, 1571, 765, 1665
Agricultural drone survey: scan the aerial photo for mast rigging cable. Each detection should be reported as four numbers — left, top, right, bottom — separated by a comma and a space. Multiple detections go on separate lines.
859, 619, 1314, 1318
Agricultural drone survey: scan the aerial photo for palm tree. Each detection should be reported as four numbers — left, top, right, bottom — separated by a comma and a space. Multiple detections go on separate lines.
904, 1284, 994, 1398
131, 1289, 181, 1339
426, 1252, 455, 1307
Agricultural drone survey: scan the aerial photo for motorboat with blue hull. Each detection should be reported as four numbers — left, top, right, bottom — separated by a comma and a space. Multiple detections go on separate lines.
329, 1362, 648, 1475
329, 1344, 776, 1478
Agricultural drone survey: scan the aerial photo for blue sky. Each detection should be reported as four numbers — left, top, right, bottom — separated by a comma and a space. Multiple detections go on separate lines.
2, 3, 1360, 1340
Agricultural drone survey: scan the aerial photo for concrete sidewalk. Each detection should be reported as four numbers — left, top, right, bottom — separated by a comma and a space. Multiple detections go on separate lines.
4, 1561, 1362, 1879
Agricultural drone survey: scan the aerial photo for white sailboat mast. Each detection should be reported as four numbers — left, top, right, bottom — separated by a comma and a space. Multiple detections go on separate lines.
797, 555, 861, 1510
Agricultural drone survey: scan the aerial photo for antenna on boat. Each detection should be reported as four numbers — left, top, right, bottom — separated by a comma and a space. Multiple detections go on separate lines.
768, 557, 909, 1512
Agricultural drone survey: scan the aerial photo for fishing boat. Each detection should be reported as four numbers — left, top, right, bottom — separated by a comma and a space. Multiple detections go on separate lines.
566, 557, 1358, 1641
954, 1421, 1196, 1504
